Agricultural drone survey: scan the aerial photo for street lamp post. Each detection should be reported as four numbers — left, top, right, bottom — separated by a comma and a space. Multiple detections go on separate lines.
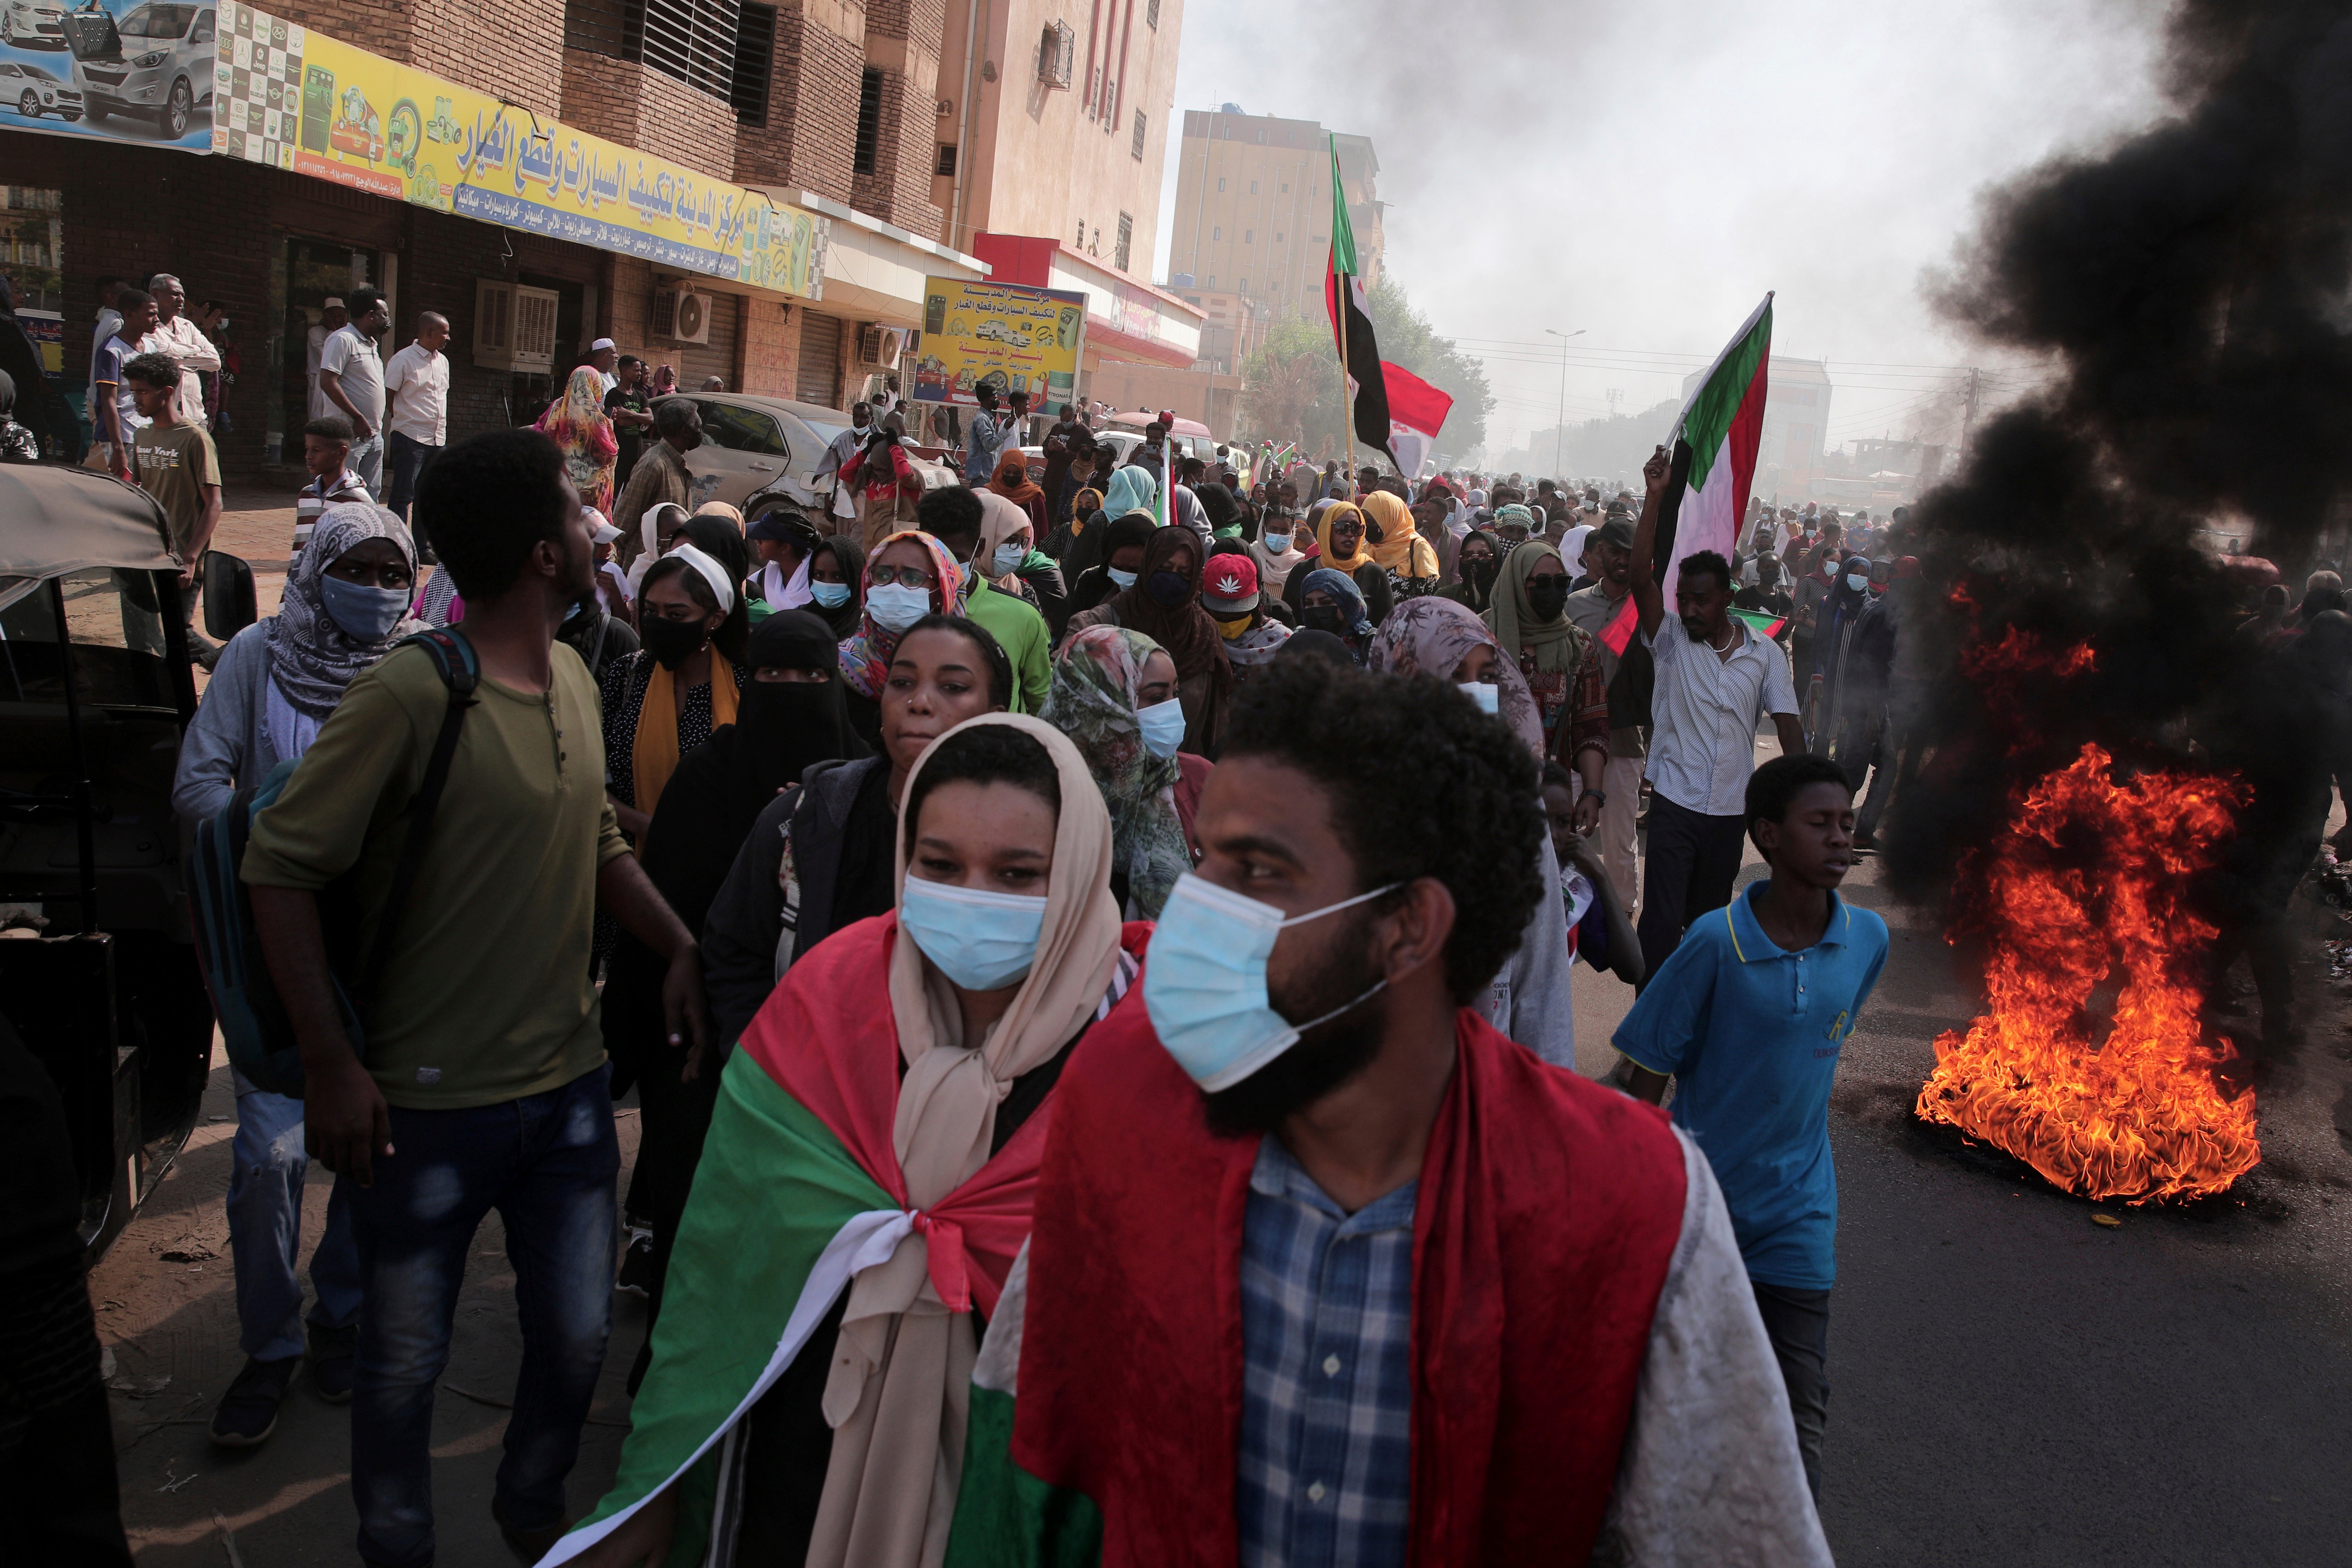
1544, 328, 1585, 479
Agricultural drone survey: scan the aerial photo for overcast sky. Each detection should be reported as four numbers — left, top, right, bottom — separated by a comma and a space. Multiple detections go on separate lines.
1154, 0, 2172, 459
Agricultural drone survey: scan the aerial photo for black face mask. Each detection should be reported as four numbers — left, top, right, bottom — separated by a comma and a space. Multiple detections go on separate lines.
1526, 577, 1571, 621
1364, 518, 1386, 545
1303, 605, 1349, 635
1146, 570, 1191, 608
1462, 556, 1498, 587
639, 614, 712, 670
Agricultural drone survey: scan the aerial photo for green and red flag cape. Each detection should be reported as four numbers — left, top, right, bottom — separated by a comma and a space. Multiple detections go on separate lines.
543, 916, 1149, 1566
945, 997, 1690, 1566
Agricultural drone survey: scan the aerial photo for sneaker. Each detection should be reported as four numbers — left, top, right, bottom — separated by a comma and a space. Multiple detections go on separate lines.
614, 1227, 654, 1298
309, 1321, 358, 1403
491, 1497, 574, 1564
209, 1354, 299, 1447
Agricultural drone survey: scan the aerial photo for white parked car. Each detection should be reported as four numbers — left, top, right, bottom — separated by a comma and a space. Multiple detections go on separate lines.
0, 58, 81, 119
678, 392, 957, 524
67, 0, 214, 138
0, 0, 67, 47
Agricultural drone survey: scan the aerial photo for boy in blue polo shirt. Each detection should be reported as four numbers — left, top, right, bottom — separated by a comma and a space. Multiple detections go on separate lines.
1611, 752, 1888, 1501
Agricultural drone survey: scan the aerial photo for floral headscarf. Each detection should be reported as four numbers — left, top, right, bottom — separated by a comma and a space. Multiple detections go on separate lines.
1039, 626, 1192, 918
534, 366, 619, 516
268, 501, 419, 720
1367, 597, 1545, 757
837, 528, 967, 699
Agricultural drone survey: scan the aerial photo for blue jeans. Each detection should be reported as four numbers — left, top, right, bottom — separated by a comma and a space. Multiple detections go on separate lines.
383, 430, 436, 524
227, 1082, 362, 1361
344, 1064, 619, 1567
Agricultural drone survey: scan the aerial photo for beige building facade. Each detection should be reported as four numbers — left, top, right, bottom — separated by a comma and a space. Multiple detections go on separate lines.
1166, 111, 1381, 322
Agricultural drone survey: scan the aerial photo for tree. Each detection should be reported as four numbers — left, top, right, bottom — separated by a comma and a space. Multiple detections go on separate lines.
1367, 276, 1495, 458
1236, 276, 1496, 467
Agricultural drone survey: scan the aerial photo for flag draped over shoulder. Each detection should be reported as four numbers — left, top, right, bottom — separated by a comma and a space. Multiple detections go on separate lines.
944, 999, 1690, 1567
541, 916, 1074, 1567
1655, 293, 1774, 609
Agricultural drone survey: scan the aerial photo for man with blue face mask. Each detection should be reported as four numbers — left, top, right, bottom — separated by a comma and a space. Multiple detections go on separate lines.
922, 485, 1052, 713
944, 658, 1833, 1568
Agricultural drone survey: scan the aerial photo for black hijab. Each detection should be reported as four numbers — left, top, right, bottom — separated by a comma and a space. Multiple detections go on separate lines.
814, 534, 866, 639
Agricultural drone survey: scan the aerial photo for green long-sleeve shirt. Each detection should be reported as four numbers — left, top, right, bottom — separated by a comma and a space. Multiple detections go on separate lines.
963, 576, 1053, 715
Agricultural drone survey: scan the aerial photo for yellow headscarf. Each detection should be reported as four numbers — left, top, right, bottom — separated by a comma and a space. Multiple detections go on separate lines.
1359, 491, 1438, 580
1316, 502, 1376, 575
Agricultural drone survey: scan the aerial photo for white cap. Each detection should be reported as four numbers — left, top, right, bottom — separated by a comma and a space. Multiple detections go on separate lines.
590, 337, 617, 353
322, 296, 345, 309
583, 506, 620, 544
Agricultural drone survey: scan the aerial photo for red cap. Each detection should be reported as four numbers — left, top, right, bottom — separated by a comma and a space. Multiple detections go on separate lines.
1202, 553, 1261, 613
1895, 555, 1922, 579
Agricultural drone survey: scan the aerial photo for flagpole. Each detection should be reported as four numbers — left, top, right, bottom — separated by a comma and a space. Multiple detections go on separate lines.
1335, 265, 1355, 484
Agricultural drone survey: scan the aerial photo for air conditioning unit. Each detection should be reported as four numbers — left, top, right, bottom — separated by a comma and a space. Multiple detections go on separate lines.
1037, 22, 1073, 89
474, 279, 561, 371
857, 323, 906, 367
652, 285, 713, 345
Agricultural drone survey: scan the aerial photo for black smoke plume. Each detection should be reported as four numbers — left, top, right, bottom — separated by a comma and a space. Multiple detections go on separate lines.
1884, 0, 2352, 901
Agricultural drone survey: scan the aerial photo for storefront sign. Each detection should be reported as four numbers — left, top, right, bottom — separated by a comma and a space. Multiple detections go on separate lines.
203, 1, 825, 295
913, 277, 1086, 407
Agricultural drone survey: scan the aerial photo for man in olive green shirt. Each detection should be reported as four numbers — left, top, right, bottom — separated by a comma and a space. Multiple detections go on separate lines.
244, 430, 706, 1566
121, 351, 220, 660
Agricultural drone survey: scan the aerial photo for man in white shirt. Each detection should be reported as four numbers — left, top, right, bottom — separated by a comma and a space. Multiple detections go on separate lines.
589, 337, 619, 394
306, 297, 348, 423
318, 286, 389, 491
814, 401, 870, 524
88, 274, 123, 437
381, 312, 451, 525
138, 274, 221, 427
1627, 444, 1806, 978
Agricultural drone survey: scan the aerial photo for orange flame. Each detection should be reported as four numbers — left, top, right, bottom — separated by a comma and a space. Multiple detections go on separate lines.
1915, 742, 2259, 1202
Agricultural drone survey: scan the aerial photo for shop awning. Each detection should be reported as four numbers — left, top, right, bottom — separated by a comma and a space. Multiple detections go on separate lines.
752, 189, 989, 326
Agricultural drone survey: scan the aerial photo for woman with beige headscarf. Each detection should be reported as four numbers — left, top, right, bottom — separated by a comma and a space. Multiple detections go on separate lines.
552, 714, 1137, 1568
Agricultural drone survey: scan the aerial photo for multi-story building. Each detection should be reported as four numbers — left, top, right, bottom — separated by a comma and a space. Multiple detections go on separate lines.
0, 0, 1196, 468
1164, 109, 1380, 324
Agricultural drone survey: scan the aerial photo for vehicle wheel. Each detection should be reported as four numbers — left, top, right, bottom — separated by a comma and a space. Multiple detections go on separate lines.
20, 91, 40, 118
62, 111, 79, 121
159, 75, 190, 137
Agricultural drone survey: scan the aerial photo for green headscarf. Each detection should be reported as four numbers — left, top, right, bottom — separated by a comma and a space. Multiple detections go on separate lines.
1483, 539, 1590, 674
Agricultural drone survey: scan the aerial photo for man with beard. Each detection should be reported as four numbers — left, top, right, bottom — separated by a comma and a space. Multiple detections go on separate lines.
941, 659, 1830, 1568
1629, 445, 1806, 977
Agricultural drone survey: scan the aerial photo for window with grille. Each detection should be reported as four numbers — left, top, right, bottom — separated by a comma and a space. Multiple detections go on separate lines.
853, 68, 883, 174
1146, 0, 1158, 25
1216, 177, 1225, 192
936, 143, 957, 176
1038, 20, 1073, 87
1132, 109, 1146, 159
1243, 229, 1252, 243
563, 0, 741, 104
1249, 180, 1257, 193
1114, 212, 1132, 272
731, 2, 773, 125
1212, 226, 1220, 240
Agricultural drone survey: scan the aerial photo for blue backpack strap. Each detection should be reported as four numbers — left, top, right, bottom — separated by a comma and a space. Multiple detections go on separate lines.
353, 627, 479, 1012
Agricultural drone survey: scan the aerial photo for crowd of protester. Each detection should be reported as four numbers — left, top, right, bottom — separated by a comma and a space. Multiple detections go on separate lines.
13, 326, 2340, 1566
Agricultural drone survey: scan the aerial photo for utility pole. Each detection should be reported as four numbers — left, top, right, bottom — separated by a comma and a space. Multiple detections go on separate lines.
1960, 366, 1980, 456
1544, 327, 1584, 477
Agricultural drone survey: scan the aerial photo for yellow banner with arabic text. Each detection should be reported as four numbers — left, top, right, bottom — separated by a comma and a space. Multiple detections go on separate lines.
208, 0, 825, 296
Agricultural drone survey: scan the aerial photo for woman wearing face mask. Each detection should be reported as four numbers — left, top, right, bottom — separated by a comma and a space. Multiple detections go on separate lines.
169, 502, 417, 1435
1280, 500, 1393, 628
1441, 528, 1503, 615
838, 529, 970, 749
1041, 484, 1104, 566
1064, 524, 1234, 756
808, 534, 866, 639
977, 488, 1070, 639
565, 714, 1138, 1568
1059, 464, 1157, 582
601, 546, 748, 840
603, 608, 870, 1351
1294, 566, 1374, 664
1042, 625, 1213, 918
1061, 510, 1155, 623
1486, 538, 1608, 768
1358, 489, 1441, 601
1250, 484, 1310, 595
988, 448, 1050, 536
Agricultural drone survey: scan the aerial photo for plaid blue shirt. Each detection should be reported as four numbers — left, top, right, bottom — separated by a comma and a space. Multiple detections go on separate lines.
1237, 1137, 1419, 1568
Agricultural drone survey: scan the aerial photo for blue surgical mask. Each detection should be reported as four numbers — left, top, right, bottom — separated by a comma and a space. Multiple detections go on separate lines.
992, 542, 1027, 576
1143, 873, 1400, 1091
1106, 566, 1138, 589
1459, 680, 1500, 716
318, 574, 408, 641
1845, 571, 1869, 592
1267, 531, 1294, 553
810, 580, 852, 608
866, 581, 932, 634
1137, 696, 1186, 758
899, 877, 1047, 991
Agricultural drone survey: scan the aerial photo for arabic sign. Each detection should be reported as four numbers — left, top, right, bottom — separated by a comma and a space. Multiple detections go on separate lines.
913, 278, 1086, 407
201, 0, 824, 294
0, 0, 216, 152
